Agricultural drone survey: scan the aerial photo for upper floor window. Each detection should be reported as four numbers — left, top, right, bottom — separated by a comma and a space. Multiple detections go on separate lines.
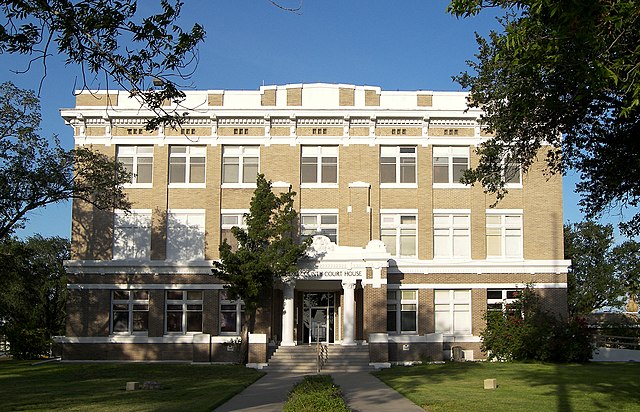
300, 211, 338, 243
117, 146, 153, 187
165, 290, 203, 334
111, 290, 149, 334
486, 212, 523, 259
113, 209, 151, 260
487, 289, 520, 313
166, 210, 205, 261
381, 212, 417, 257
222, 146, 259, 185
504, 161, 521, 186
301, 146, 338, 186
387, 290, 418, 334
435, 289, 471, 334
380, 146, 416, 185
433, 146, 469, 186
221, 211, 248, 252
433, 212, 471, 259
169, 146, 206, 186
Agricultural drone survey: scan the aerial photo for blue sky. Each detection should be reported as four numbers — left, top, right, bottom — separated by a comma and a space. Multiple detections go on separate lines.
0, 0, 620, 239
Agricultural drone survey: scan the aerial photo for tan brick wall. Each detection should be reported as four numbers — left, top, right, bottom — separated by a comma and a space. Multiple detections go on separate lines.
208, 93, 224, 106
299, 189, 340, 209
217, 126, 265, 137
429, 127, 475, 137
262, 145, 300, 187
363, 283, 387, 337
269, 126, 290, 136
417, 94, 433, 107
471, 288, 486, 336
418, 146, 433, 260
76, 93, 118, 107
164, 126, 211, 137
339, 87, 355, 106
295, 126, 343, 136
375, 127, 421, 137
365, 90, 380, 106
65, 289, 110, 337
287, 87, 302, 106
112, 126, 158, 137
85, 127, 106, 137
221, 188, 255, 209
148, 289, 165, 337
380, 189, 419, 209
261, 89, 276, 106
349, 126, 370, 137
388, 272, 567, 285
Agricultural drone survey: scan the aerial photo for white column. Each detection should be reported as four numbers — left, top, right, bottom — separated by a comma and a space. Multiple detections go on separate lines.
281, 281, 296, 346
342, 280, 357, 346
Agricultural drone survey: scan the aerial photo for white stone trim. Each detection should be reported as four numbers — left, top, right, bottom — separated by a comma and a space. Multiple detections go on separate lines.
389, 259, 571, 274
433, 209, 472, 214
68, 283, 225, 290
387, 282, 567, 289
64, 260, 215, 274
54, 335, 239, 344
348, 181, 371, 188
248, 333, 268, 344
485, 208, 523, 214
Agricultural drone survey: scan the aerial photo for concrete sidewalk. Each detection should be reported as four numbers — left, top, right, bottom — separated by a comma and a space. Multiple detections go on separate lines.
214, 371, 425, 412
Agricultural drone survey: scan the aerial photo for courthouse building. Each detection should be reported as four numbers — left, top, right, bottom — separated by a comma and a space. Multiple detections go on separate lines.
58, 83, 570, 365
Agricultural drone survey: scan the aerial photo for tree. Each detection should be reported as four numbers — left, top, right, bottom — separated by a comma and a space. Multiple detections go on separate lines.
447, 1, 640, 235
0, 235, 69, 359
0, 81, 131, 238
211, 174, 309, 358
564, 221, 624, 315
611, 240, 640, 312
1, 0, 205, 127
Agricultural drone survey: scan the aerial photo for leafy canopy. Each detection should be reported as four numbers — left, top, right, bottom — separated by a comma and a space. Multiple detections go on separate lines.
448, 0, 640, 234
212, 174, 309, 316
0, 81, 131, 239
0, 1, 205, 127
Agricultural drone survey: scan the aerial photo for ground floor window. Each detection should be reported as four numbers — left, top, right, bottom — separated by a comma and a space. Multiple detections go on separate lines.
220, 291, 245, 334
435, 289, 471, 334
387, 290, 418, 333
111, 290, 149, 334
165, 290, 203, 333
486, 289, 519, 313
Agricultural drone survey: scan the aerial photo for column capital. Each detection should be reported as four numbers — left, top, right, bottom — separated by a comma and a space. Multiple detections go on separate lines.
341, 280, 357, 289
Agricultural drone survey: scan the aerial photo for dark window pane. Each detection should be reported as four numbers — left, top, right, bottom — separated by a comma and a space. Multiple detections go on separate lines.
186, 312, 202, 332
487, 290, 502, 299
221, 312, 237, 333
387, 311, 397, 332
133, 312, 149, 332
113, 311, 129, 333
401, 311, 417, 332
166, 312, 182, 332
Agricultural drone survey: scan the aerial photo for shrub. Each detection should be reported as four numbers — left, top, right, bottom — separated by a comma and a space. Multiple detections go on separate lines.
284, 375, 349, 412
4, 326, 51, 360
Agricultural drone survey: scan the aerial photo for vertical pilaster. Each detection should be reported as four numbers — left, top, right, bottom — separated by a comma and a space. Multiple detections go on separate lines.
342, 281, 356, 345
281, 281, 296, 346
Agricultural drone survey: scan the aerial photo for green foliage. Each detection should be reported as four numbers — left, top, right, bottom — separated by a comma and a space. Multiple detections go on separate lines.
447, 0, 640, 235
0, 235, 69, 358
284, 375, 350, 412
480, 285, 593, 362
0, 1, 205, 125
564, 221, 624, 315
611, 240, 640, 310
212, 173, 309, 321
0, 82, 131, 238
4, 326, 51, 360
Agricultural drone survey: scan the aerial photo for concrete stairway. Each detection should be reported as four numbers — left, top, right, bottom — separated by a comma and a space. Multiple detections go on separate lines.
265, 344, 374, 373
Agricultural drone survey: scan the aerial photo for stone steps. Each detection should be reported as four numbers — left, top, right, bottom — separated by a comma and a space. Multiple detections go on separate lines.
265, 344, 374, 373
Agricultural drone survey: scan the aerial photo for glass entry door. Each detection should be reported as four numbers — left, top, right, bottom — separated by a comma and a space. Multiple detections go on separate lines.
302, 292, 335, 344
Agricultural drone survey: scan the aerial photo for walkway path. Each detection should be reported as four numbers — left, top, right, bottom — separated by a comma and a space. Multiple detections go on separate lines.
214, 371, 425, 412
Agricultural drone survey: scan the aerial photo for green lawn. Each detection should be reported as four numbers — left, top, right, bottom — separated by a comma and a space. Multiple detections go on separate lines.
0, 360, 263, 411
374, 362, 640, 412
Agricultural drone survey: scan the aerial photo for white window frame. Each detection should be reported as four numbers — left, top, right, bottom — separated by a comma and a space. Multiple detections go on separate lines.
387, 289, 418, 334
220, 291, 245, 335
168, 145, 206, 188
300, 209, 339, 244
486, 210, 523, 259
487, 289, 520, 313
380, 146, 417, 187
300, 146, 338, 188
503, 160, 522, 188
113, 209, 152, 260
222, 145, 260, 188
165, 290, 203, 334
433, 210, 471, 259
435, 289, 472, 335
111, 290, 149, 335
221, 210, 249, 251
117, 145, 153, 188
432, 146, 469, 188
380, 211, 418, 258
166, 210, 206, 262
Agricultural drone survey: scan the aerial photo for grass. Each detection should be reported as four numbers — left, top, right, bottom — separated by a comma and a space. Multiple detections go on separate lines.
0, 359, 263, 411
374, 361, 640, 412
283, 374, 350, 412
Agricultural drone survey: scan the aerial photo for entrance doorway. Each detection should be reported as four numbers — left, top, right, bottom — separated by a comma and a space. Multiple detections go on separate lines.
302, 292, 335, 344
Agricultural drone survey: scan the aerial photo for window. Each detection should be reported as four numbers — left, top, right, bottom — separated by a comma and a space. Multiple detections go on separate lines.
165, 290, 203, 333
301, 146, 338, 185
117, 146, 153, 186
169, 145, 206, 185
300, 212, 338, 243
433, 212, 471, 259
435, 290, 471, 334
486, 212, 523, 258
380, 146, 416, 185
504, 161, 521, 185
166, 210, 205, 261
221, 211, 248, 251
111, 290, 149, 334
220, 291, 245, 334
387, 290, 418, 333
433, 146, 469, 185
222, 146, 259, 185
113, 210, 151, 260
380, 213, 417, 257
487, 289, 519, 313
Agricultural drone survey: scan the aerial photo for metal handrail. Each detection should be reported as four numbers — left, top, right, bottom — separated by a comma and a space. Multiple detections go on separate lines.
315, 322, 329, 373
